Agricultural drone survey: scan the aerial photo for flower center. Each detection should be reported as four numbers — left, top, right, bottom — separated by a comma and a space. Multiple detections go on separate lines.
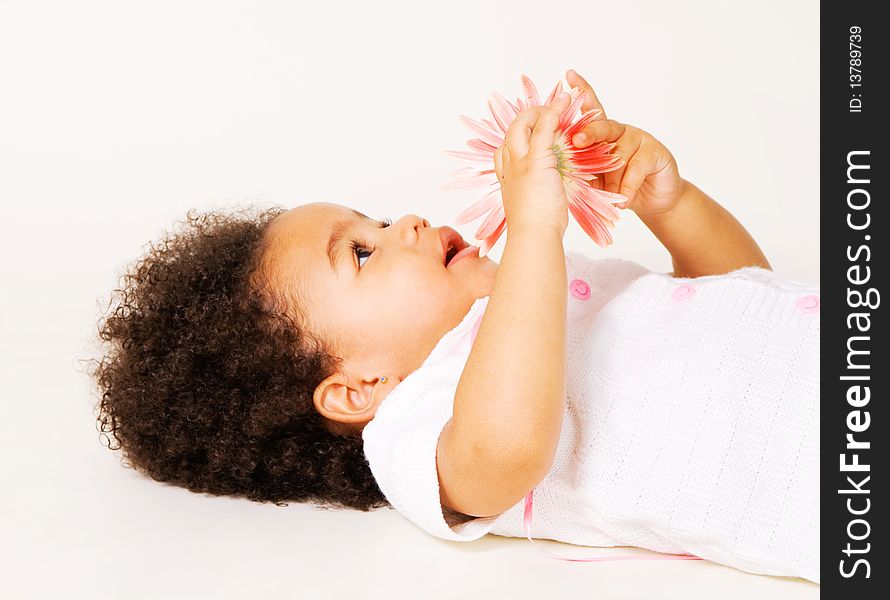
551, 142, 570, 178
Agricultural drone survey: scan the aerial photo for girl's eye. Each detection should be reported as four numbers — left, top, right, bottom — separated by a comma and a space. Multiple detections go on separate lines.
349, 218, 393, 270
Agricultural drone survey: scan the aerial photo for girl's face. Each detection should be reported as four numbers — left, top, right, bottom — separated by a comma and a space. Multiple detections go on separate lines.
260, 202, 498, 430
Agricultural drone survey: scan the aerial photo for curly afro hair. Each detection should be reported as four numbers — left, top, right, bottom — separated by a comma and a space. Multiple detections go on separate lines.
89, 206, 389, 511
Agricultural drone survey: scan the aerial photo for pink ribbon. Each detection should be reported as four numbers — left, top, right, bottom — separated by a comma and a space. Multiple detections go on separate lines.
523, 488, 703, 563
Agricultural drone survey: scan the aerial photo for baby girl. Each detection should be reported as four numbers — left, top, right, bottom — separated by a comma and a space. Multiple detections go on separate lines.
93, 70, 819, 583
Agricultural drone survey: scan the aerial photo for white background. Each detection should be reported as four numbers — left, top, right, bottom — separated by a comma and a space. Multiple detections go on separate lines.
1, 1, 819, 598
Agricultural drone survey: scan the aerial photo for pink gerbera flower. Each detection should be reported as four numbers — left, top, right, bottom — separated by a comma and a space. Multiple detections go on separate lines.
441, 75, 627, 257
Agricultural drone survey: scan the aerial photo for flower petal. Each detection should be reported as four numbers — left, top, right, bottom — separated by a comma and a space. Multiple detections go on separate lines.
476, 200, 506, 240
459, 114, 504, 148
504, 95, 521, 114
572, 184, 623, 222
467, 138, 498, 153
558, 89, 587, 132
571, 153, 625, 173
441, 172, 499, 191
450, 166, 483, 179
564, 107, 604, 140
442, 149, 493, 163
453, 187, 501, 225
543, 80, 563, 105
444, 75, 629, 251
568, 198, 613, 247
488, 92, 516, 133
479, 215, 507, 257
520, 74, 541, 106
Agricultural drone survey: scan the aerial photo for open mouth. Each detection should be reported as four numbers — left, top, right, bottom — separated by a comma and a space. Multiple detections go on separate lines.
445, 240, 468, 266
441, 227, 469, 266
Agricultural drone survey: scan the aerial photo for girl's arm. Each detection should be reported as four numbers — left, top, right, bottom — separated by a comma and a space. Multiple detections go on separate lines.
438, 226, 566, 517
637, 179, 772, 278
437, 98, 570, 518
565, 69, 771, 279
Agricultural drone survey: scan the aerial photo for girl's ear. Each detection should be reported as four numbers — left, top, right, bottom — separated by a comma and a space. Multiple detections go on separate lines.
313, 372, 400, 424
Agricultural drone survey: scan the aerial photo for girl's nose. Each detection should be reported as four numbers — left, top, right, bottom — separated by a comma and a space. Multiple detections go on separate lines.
397, 215, 430, 243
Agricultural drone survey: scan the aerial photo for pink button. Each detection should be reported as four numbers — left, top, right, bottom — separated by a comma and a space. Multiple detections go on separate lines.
671, 284, 696, 301
570, 278, 591, 300
796, 294, 820, 314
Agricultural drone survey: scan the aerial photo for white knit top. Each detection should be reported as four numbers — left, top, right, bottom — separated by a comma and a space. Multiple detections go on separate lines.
362, 250, 820, 583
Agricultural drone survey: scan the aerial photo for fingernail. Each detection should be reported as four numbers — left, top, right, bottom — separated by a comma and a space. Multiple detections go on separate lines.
574, 133, 587, 144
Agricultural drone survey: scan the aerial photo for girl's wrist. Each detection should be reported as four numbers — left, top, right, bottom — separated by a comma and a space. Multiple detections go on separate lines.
507, 221, 566, 240
634, 179, 772, 277
631, 178, 692, 223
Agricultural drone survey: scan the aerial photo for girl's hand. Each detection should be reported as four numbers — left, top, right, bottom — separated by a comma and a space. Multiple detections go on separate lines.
566, 69, 687, 218
493, 94, 572, 236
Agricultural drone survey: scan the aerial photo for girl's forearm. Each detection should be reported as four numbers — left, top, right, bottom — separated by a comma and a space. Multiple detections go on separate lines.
637, 179, 772, 278
451, 226, 567, 480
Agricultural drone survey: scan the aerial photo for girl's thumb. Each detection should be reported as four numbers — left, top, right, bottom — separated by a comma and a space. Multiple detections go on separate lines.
543, 94, 571, 128
549, 93, 571, 110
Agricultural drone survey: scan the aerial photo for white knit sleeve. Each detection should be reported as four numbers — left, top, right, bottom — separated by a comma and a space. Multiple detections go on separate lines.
362, 356, 500, 542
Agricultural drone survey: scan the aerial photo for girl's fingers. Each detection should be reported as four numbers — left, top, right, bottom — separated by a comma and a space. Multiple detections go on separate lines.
494, 144, 510, 179
587, 176, 604, 191
504, 104, 545, 158
566, 69, 607, 120
528, 96, 569, 157
591, 125, 640, 194
615, 148, 652, 204
494, 145, 504, 180
601, 167, 624, 195
573, 118, 626, 148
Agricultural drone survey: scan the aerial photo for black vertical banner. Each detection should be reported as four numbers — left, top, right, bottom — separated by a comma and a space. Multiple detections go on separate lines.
822, 2, 887, 596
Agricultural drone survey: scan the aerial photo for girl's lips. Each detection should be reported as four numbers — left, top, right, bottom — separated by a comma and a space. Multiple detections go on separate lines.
446, 244, 479, 267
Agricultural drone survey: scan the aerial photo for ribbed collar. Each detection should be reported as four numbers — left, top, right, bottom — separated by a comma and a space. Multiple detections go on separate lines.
420, 295, 490, 367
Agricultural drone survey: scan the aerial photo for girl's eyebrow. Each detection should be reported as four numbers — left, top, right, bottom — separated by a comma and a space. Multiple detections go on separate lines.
326, 209, 370, 270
